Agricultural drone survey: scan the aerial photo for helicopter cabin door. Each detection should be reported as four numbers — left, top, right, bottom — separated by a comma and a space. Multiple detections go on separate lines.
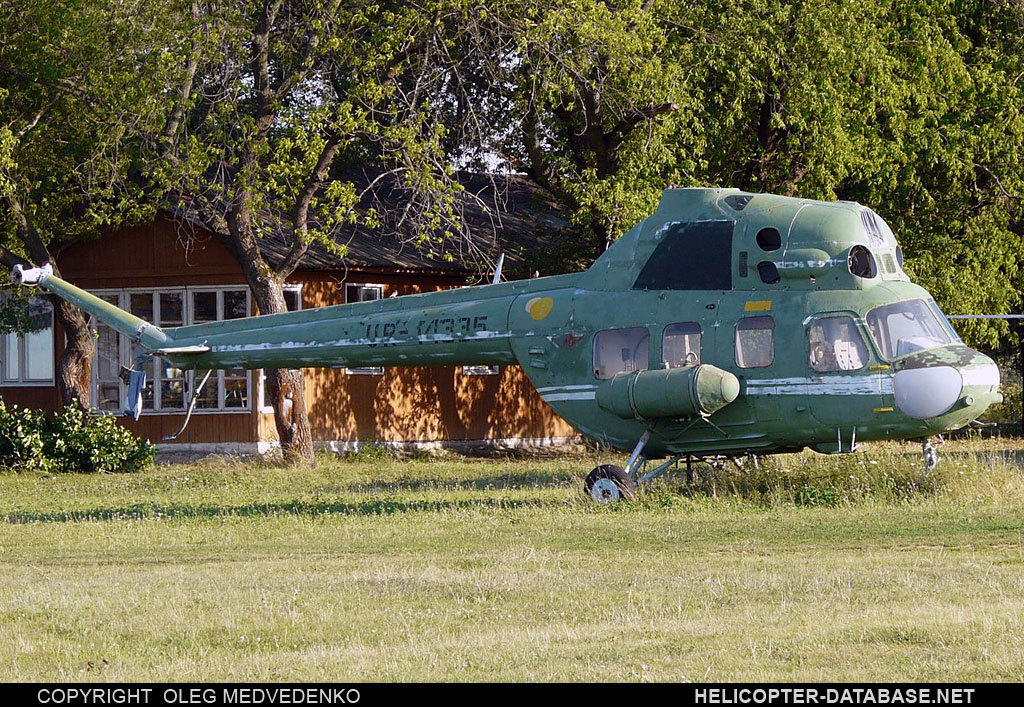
803, 312, 880, 448
727, 300, 781, 426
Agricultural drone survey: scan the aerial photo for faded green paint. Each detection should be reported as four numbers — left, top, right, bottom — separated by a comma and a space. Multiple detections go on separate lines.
21, 188, 1002, 460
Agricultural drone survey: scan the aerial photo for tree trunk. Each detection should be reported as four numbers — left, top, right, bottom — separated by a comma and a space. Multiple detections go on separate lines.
52, 295, 94, 409
249, 279, 314, 464
0, 194, 96, 409
226, 208, 314, 464
265, 367, 313, 463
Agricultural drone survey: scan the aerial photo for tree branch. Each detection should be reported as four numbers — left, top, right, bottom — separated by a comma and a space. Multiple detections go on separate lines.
251, 0, 285, 134
523, 97, 578, 208
274, 133, 343, 278
14, 96, 57, 139
160, 1, 203, 153
608, 102, 679, 149
0, 243, 31, 270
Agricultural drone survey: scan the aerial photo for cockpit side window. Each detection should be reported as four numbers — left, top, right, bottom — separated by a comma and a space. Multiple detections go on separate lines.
663, 322, 701, 367
928, 299, 963, 344
735, 316, 774, 368
593, 327, 650, 379
807, 316, 869, 372
866, 299, 953, 360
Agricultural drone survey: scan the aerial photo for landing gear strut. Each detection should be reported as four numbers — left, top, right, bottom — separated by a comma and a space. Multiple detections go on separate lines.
922, 437, 939, 471
584, 430, 693, 503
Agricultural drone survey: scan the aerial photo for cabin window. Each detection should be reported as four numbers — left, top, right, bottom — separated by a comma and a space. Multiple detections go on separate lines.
807, 317, 869, 372
90, 287, 255, 413
345, 283, 385, 375
632, 221, 732, 291
757, 261, 780, 284
866, 299, 953, 360
0, 296, 54, 386
735, 316, 774, 368
593, 327, 650, 379
755, 228, 782, 252
662, 322, 701, 367
861, 210, 889, 248
928, 299, 962, 344
724, 194, 753, 211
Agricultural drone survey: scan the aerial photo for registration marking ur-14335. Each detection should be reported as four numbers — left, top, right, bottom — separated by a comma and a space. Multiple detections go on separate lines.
363, 315, 489, 346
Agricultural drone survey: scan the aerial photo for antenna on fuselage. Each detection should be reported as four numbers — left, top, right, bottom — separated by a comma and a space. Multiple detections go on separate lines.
492, 253, 505, 285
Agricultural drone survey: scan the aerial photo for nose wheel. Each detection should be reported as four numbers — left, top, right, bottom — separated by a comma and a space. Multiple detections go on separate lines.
584, 464, 636, 503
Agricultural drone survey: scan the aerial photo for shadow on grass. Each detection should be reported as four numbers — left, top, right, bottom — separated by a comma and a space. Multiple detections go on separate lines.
334, 470, 580, 494
2, 497, 550, 525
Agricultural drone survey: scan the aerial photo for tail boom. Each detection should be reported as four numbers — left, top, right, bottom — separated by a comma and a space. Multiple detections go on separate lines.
12, 265, 581, 371
13, 264, 170, 350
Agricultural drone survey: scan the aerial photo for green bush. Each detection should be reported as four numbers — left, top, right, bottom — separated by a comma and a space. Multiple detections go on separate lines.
0, 401, 154, 473
0, 402, 50, 472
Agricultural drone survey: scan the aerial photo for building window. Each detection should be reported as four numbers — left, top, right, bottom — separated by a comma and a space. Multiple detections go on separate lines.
189, 288, 252, 411
735, 316, 775, 368
90, 287, 253, 413
593, 327, 649, 379
462, 365, 499, 376
662, 322, 701, 368
92, 293, 124, 410
1, 296, 54, 386
345, 283, 384, 375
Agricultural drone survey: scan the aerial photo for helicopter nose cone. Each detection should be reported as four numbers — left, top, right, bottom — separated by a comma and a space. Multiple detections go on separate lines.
893, 366, 962, 419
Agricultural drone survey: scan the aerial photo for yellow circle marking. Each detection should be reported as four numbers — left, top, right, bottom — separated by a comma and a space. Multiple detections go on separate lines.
525, 297, 554, 321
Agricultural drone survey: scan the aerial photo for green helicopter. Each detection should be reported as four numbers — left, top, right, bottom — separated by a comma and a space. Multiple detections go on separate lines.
13, 188, 1002, 502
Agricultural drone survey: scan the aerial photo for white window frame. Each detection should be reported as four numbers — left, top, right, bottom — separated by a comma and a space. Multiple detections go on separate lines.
0, 295, 55, 387
88, 286, 253, 414
258, 284, 303, 413
89, 290, 130, 411
187, 286, 252, 412
344, 282, 385, 376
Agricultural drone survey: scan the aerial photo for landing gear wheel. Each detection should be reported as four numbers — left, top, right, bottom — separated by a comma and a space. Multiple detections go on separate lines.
584, 464, 636, 504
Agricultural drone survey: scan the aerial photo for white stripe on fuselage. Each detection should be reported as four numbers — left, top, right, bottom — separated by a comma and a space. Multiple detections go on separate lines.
542, 392, 598, 402
536, 384, 599, 394
746, 375, 894, 396
540, 375, 894, 401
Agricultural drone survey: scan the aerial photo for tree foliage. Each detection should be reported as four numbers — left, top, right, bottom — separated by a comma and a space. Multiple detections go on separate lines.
0, 0, 157, 406
435, 0, 1023, 347
2, 0, 1021, 388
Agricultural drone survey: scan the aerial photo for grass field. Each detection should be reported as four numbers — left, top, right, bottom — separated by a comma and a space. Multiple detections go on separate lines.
1, 438, 1023, 682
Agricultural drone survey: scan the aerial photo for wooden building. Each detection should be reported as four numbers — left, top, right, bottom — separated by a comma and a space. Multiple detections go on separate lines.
1, 176, 577, 454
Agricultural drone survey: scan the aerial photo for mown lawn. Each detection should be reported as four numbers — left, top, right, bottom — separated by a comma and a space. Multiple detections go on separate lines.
1, 439, 1022, 682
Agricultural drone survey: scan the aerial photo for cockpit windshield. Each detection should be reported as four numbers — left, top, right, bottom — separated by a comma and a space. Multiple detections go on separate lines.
866, 299, 954, 360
